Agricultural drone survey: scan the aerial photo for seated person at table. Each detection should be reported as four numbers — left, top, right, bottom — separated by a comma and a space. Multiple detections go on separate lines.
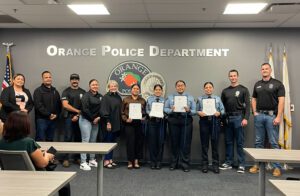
0, 111, 71, 196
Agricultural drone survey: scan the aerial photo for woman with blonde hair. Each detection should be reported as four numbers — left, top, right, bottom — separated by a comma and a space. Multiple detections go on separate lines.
100, 80, 122, 169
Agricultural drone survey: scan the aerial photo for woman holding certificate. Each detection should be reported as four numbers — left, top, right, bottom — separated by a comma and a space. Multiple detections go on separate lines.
164, 80, 196, 172
121, 84, 146, 169
197, 82, 225, 174
146, 84, 165, 169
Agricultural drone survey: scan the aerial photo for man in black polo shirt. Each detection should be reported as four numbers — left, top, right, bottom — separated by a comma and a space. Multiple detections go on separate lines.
249, 63, 285, 177
61, 73, 86, 167
220, 69, 250, 174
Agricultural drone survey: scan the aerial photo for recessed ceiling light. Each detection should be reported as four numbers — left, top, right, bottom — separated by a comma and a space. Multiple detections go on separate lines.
223, 3, 267, 14
67, 4, 110, 15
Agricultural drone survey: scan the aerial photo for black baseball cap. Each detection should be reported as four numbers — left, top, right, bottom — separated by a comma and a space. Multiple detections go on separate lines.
70, 73, 80, 80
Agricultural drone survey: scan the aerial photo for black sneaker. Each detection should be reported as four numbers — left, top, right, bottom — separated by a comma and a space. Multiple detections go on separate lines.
150, 163, 156, 170
169, 163, 177, 171
202, 165, 208, 173
213, 166, 220, 174
182, 165, 190, 172
156, 162, 162, 170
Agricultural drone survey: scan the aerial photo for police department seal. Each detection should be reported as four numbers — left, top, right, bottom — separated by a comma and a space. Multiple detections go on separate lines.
108, 61, 151, 96
141, 72, 166, 100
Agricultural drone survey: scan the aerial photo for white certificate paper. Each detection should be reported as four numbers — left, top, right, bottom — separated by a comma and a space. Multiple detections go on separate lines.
174, 96, 187, 113
129, 103, 142, 119
149, 102, 164, 118
202, 98, 217, 116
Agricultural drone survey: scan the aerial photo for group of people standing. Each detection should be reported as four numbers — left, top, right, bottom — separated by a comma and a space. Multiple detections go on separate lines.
0, 62, 285, 177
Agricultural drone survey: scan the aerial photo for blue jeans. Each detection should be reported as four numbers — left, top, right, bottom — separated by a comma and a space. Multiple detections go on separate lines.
79, 116, 99, 163
103, 131, 117, 160
224, 115, 245, 167
254, 113, 281, 168
35, 118, 57, 141
63, 117, 81, 160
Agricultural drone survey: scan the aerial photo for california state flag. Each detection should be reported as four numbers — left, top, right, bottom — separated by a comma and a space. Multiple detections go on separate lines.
279, 49, 292, 149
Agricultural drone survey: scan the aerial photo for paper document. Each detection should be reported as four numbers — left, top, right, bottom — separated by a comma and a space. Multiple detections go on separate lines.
149, 102, 164, 118
129, 103, 142, 119
202, 98, 217, 116
174, 96, 187, 112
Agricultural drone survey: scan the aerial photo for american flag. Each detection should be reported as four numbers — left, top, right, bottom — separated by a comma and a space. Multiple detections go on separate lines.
2, 52, 13, 90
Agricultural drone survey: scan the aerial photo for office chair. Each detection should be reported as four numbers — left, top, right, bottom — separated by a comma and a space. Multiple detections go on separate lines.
0, 150, 36, 171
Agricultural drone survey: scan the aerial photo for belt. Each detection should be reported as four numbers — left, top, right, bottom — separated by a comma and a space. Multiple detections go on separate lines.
200, 116, 219, 121
149, 117, 163, 122
169, 113, 189, 118
227, 112, 242, 117
258, 110, 275, 115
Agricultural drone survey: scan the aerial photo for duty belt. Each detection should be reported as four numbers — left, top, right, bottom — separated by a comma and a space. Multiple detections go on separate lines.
258, 110, 275, 116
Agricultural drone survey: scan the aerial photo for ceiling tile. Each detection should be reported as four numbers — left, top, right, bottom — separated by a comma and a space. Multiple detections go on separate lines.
152, 22, 214, 28
280, 13, 300, 27
0, 5, 74, 15
90, 23, 151, 28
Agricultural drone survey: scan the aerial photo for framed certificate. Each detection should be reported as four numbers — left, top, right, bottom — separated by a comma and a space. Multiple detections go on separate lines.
174, 96, 187, 113
202, 98, 217, 116
149, 102, 164, 118
129, 103, 142, 119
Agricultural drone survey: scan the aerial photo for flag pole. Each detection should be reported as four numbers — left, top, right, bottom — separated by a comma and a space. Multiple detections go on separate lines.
282, 44, 293, 171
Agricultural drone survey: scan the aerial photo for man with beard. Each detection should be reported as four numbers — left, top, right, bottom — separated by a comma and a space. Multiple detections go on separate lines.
34, 71, 61, 141
249, 63, 285, 177
61, 74, 86, 167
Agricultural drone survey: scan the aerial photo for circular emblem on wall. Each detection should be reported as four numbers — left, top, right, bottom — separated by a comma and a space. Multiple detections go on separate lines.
141, 72, 166, 100
108, 61, 151, 96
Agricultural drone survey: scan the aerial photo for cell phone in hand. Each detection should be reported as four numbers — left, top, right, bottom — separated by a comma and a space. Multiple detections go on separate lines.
46, 146, 57, 155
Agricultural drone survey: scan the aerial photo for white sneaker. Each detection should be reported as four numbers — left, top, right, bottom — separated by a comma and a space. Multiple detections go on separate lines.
219, 163, 232, 170
237, 166, 245, 174
80, 162, 91, 171
89, 159, 98, 167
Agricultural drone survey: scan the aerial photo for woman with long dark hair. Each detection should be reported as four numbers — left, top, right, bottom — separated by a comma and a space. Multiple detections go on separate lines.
146, 84, 165, 169
79, 79, 103, 171
197, 82, 225, 174
121, 84, 146, 169
0, 73, 33, 122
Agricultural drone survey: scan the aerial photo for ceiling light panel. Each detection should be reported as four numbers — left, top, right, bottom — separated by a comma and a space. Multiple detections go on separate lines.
223, 3, 267, 14
68, 4, 110, 15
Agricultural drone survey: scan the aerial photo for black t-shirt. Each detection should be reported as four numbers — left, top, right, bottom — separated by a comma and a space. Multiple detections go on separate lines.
61, 87, 86, 117
221, 84, 250, 120
252, 78, 285, 111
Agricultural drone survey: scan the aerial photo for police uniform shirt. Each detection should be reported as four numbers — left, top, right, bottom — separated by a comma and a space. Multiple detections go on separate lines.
221, 85, 250, 120
146, 95, 165, 115
164, 92, 196, 116
196, 95, 225, 115
252, 78, 285, 111
61, 87, 86, 117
